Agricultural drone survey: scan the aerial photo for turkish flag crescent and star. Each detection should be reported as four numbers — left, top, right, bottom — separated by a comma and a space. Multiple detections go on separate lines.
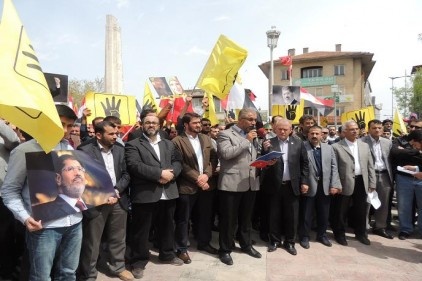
280, 56, 292, 66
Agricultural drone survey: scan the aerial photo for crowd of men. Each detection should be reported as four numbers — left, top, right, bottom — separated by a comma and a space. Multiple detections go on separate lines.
1, 103, 422, 281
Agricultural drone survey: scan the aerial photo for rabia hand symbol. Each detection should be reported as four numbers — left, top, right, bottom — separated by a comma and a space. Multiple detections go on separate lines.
285, 105, 297, 120
354, 111, 366, 129
101, 96, 121, 118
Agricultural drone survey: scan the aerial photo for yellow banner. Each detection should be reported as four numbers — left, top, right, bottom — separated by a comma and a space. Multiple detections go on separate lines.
393, 108, 408, 137
272, 99, 305, 125
143, 82, 158, 111
85, 92, 136, 125
0, 0, 62, 152
340, 106, 375, 129
202, 92, 218, 125
196, 35, 247, 100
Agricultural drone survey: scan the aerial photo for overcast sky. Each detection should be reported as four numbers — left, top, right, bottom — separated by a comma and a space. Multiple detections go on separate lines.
6, 0, 422, 119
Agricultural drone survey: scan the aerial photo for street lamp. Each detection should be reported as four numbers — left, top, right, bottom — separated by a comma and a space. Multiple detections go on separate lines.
389, 75, 411, 119
266, 26, 280, 117
331, 84, 339, 131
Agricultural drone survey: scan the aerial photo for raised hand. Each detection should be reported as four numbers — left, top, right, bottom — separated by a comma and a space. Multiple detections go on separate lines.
285, 105, 297, 120
101, 96, 121, 117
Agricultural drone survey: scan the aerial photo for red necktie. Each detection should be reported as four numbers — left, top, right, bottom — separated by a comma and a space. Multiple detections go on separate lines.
75, 199, 87, 211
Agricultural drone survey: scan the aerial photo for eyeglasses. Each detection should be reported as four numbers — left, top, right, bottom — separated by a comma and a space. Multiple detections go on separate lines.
62, 166, 85, 173
241, 118, 257, 122
410, 125, 422, 129
144, 121, 159, 126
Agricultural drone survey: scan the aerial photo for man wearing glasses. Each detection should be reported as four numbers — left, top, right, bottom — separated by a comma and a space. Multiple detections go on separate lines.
217, 108, 262, 265
201, 118, 212, 136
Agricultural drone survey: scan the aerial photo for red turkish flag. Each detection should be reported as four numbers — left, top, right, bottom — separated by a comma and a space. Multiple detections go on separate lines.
280, 56, 292, 66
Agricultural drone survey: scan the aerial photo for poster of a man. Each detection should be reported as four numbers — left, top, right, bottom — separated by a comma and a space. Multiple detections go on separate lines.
28, 150, 115, 223
272, 85, 301, 105
149, 77, 173, 97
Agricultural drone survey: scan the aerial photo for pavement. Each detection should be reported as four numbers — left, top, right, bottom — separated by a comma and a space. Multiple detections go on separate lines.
97, 227, 422, 281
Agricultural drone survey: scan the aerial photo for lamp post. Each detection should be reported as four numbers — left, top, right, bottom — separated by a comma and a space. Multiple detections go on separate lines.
266, 26, 280, 117
331, 84, 339, 131
389, 75, 411, 119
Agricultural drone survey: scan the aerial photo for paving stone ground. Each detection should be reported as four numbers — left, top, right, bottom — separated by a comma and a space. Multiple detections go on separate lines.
97, 226, 422, 281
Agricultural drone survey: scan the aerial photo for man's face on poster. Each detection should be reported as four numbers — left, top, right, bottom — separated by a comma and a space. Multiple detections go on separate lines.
56, 159, 86, 198
282, 87, 294, 104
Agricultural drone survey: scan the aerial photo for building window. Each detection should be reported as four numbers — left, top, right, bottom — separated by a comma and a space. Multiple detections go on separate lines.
334, 65, 345, 76
304, 107, 313, 115
301, 67, 322, 78
280, 69, 290, 81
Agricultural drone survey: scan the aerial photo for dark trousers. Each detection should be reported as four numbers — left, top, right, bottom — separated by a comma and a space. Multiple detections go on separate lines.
218, 190, 256, 253
268, 182, 299, 244
299, 182, 331, 239
331, 176, 368, 237
174, 189, 214, 252
78, 203, 127, 281
130, 200, 176, 269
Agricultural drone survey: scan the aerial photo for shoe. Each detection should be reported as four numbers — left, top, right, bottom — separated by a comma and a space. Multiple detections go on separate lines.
177, 252, 192, 264
335, 235, 348, 246
356, 235, 371, 245
316, 236, 332, 247
197, 244, 218, 255
399, 232, 410, 240
299, 237, 310, 249
219, 253, 233, 265
131, 268, 144, 279
267, 242, 280, 252
373, 228, 394, 239
162, 257, 184, 266
116, 269, 134, 281
242, 247, 262, 258
283, 242, 297, 256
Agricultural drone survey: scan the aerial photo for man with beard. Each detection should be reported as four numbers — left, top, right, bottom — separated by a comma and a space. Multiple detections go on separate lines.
217, 108, 262, 265
31, 155, 88, 222
201, 118, 212, 136
125, 115, 183, 279
77, 121, 133, 281
172, 113, 218, 264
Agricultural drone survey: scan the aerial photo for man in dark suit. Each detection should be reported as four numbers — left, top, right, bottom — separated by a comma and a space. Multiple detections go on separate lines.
299, 126, 341, 249
125, 115, 183, 279
361, 119, 394, 239
331, 120, 376, 246
217, 108, 262, 265
172, 113, 218, 264
76, 121, 133, 281
261, 118, 309, 255
31, 154, 88, 223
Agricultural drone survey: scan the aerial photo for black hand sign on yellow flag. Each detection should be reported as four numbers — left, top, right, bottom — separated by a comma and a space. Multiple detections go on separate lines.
0, 0, 63, 152
340, 106, 375, 129
85, 92, 136, 125
272, 99, 305, 125
196, 35, 248, 100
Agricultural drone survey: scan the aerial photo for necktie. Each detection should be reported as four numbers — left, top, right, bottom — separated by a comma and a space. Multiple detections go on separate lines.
313, 147, 322, 178
75, 199, 87, 211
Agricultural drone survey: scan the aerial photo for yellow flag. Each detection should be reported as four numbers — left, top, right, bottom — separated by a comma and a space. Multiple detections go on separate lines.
143, 82, 158, 111
0, 0, 62, 152
273, 99, 305, 125
340, 106, 375, 129
85, 92, 136, 125
196, 35, 248, 100
202, 92, 218, 125
393, 108, 408, 137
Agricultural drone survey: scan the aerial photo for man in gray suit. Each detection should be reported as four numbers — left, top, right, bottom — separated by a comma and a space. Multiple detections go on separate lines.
361, 119, 394, 239
299, 126, 341, 249
331, 120, 376, 246
217, 108, 262, 265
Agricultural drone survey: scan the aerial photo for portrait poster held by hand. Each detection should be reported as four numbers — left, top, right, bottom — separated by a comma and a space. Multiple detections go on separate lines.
84, 92, 137, 125
27, 150, 115, 223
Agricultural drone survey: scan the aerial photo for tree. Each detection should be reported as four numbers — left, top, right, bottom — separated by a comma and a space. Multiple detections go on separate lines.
409, 69, 422, 118
68, 77, 104, 106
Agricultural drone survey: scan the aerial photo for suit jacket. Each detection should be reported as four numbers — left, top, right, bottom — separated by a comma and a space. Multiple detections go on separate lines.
361, 135, 393, 184
303, 141, 341, 196
217, 126, 259, 192
261, 136, 309, 196
331, 139, 376, 196
31, 196, 77, 222
125, 135, 182, 203
172, 133, 218, 194
77, 139, 130, 217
